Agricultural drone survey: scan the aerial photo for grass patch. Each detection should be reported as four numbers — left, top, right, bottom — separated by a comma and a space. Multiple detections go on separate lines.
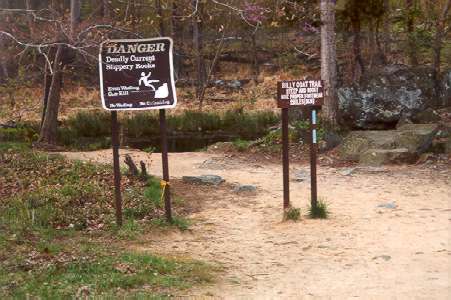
232, 139, 252, 152
284, 207, 301, 221
308, 200, 330, 219
151, 216, 190, 231
0, 244, 214, 298
0, 143, 217, 298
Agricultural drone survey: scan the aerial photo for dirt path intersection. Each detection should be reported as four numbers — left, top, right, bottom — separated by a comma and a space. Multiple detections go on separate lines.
61, 150, 451, 299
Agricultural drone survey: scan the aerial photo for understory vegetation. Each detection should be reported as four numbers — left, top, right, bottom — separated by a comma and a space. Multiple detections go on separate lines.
0, 142, 216, 298
0, 109, 279, 151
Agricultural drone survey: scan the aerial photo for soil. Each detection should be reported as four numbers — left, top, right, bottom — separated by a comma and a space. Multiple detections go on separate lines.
60, 149, 451, 299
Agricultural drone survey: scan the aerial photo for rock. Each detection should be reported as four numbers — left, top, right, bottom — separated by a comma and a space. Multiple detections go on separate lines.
440, 69, 451, 107
360, 148, 417, 166
377, 202, 398, 209
338, 131, 398, 161
233, 184, 257, 193
293, 169, 310, 182
338, 65, 440, 129
199, 158, 227, 170
372, 255, 392, 261
321, 132, 343, 152
339, 168, 356, 176
338, 124, 439, 164
396, 124, 439, 153
396, 113, 413, 129
182, 175, 224, 185
412, 108, 441, 124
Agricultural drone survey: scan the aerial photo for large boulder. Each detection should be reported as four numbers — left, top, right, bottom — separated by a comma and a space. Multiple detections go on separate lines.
338, 65, 447, 129
338, 124, 439, 165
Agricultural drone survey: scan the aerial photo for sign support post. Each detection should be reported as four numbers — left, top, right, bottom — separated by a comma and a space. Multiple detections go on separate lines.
111, 111, 123, 226
159, 109, 172, 222
309, 108, 318, 210
281, 108, 290, 209
277, 80, 323, 213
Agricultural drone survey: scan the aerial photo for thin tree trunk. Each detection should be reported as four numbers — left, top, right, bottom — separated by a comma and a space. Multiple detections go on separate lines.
250, 31, 259, 83
382, 0, 391, 60
193, 0, 206, 104
406, 0, 418, 66
70, 0, 81, 37
155, 0, 165, 36
38, 45, 63, 146
102, 0, 110, 18
350, 9, 364, 81
320, 0, 338, 127
432, 0, 451, 106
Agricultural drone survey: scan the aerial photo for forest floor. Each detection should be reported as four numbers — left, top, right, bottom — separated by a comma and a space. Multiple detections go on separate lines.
61, 149, 451, 299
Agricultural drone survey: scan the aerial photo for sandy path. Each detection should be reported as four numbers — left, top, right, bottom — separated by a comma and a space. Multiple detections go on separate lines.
61, 150, 451, 299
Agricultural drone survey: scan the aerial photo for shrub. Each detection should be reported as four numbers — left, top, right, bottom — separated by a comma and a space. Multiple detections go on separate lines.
284, 207, 301, 221
65, 111, 111, 137
308, 200, 329, 219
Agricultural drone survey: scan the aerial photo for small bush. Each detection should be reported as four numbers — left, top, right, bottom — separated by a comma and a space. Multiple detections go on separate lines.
232, 139, 252, 152
284, 207, 301, 221
66, 110, 111, 137
308, 200, 329, 219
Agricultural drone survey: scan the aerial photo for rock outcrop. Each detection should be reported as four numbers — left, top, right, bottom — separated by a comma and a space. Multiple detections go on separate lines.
338, 124, 439, 165
338, 66, 450, 129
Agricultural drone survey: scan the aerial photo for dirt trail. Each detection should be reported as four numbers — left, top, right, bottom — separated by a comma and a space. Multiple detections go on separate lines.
61, 150, 451, 299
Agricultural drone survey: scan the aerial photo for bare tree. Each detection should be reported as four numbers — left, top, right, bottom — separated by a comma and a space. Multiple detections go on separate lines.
193, 0, 206, 102
432, 0, 451, 106
320, 0, 338, 127
405, 0, 419, 66
38, 0, 81, 147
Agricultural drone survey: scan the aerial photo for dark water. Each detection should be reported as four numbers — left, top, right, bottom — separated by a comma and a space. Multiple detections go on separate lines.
126, 132, 241, 152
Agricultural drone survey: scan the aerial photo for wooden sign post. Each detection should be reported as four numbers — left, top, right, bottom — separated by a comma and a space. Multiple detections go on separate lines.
277, 80, 323, 211
99, 37, 177, 225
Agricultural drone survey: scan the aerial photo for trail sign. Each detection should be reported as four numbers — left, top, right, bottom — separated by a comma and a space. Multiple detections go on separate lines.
276, 79, 323, 214
277, 80, 324, 108
99, 37, 177, 110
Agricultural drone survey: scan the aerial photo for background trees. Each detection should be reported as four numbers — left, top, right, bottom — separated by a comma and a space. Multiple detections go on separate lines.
0, 0, 450, 139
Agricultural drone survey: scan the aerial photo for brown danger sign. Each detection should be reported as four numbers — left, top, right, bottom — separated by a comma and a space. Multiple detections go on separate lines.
277, 80, 323, 108
99, 37, 177, 110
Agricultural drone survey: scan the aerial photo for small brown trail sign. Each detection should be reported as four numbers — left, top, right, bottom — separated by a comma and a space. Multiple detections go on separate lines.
277, 80, 324, 213
99, 37, 177, 225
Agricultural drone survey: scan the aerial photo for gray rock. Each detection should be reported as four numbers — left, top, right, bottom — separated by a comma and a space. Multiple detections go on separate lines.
372, 255, 392, 261
293, 169, 310, 182
412, 108, 441, 124
233, 185, 257, 193
440, 69, 451, 107
338, 65, 443, 129
360, 148, 417, 166
377, 202, 398, 209
339, 168, 356, 176
182, 175, 225, 185
338, 124, 439, 164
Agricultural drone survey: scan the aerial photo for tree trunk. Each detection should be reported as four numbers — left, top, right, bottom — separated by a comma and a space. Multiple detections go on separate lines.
193, 0, 206, 102
320, 0, 338, 127
406, 0, 418, 66
102, 0, 110, 18
71, 0, 81, 37
155, 0, 165, 36
250, 32, 259, 83
432, 0, 451, 106
382, 0, 391, 60
38, 45, 63, 146
350, 9, 364, 81
40, 50, 55, 130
